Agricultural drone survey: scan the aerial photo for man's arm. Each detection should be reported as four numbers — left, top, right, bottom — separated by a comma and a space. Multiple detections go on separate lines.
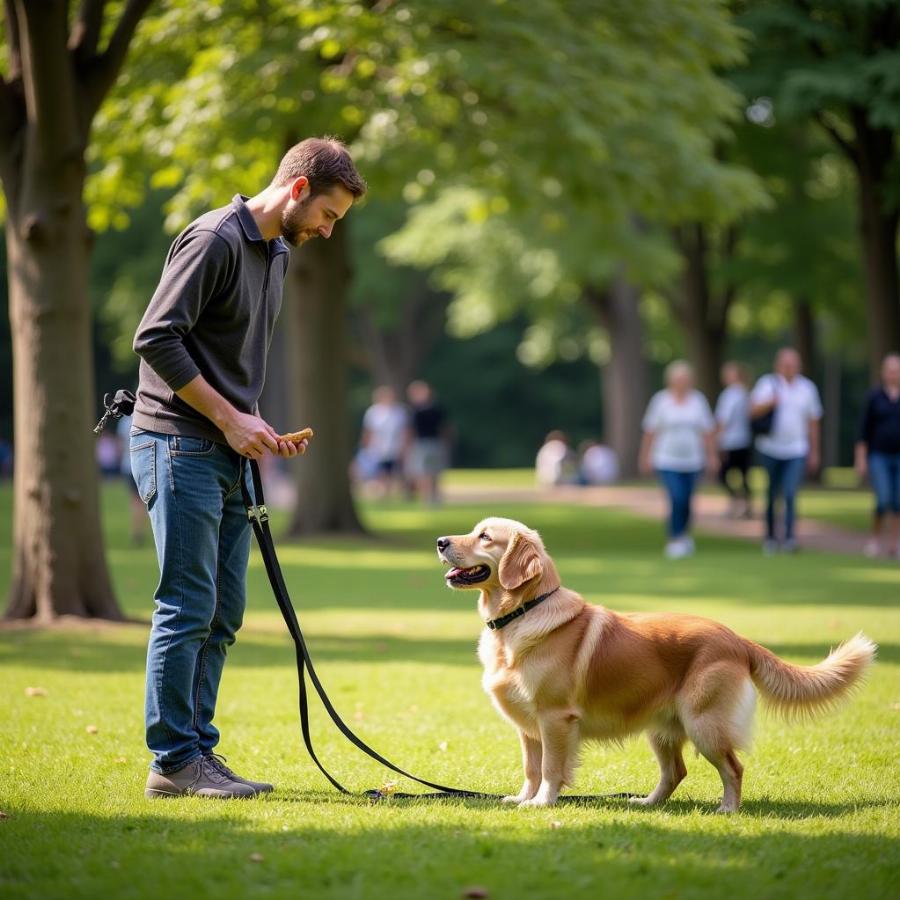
177, 375, 303, 460
807, 416, 821, 473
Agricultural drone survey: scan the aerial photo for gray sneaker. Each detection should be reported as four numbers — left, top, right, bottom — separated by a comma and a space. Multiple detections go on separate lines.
204, 753, 274, 794
144, 756, 258, 799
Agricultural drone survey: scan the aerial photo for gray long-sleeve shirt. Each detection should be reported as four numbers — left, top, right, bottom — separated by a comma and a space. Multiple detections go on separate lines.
132, 195, 290, 444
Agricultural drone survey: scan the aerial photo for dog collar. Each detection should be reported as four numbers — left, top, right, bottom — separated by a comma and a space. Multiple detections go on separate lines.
485, 587, 560, 631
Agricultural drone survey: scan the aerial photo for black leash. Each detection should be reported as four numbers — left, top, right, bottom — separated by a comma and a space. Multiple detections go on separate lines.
240, 457, 495, 801
240, 457, 639, 804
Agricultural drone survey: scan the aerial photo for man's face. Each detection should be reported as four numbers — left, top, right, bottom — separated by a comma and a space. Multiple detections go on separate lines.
776, 350, 801, 380
280, 182, 355, 247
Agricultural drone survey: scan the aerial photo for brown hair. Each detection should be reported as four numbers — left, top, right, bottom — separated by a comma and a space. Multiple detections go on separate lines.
273, 136, 367, 198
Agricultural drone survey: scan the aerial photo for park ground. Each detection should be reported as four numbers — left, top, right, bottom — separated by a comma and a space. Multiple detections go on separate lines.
0, 472, 898, 900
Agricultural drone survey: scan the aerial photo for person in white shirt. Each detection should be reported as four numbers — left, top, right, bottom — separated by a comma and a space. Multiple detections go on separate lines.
360, 385, 409, 498
750, 347, 823, 554
714, 362, 753, 518
535, 430, 579, 487
639, 360, 717, 559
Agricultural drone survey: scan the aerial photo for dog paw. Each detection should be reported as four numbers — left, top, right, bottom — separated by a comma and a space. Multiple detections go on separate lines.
627, 795, 654, 806
501, 794, 526, 804
518, 796, 555, 809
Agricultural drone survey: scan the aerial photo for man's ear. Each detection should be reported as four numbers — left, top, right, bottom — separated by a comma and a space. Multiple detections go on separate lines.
291, 176, 310, 200
498, 531, 543, 591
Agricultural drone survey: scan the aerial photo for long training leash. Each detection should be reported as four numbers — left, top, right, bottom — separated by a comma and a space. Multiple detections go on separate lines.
240, 457, 639, 804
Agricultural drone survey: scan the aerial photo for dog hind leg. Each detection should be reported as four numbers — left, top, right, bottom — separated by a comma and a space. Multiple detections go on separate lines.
630, 730, 688, 807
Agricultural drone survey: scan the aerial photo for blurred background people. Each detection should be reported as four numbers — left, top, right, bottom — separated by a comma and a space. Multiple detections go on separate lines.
360, 386, 409, 498
535, 430, 579, 487
750, 347, 822, 555
855, 353, 900, 558
95, 430, 120, 479
578, 440, 619, 486
639, 360, 717, 559
405, 380, 451, 505
715, 361, 753, 518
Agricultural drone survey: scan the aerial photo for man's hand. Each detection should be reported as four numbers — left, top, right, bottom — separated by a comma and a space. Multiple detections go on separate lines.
222, 411, 281, 460
806, 449, 820, 475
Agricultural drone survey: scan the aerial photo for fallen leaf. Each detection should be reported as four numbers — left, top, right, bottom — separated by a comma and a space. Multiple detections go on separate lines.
85, 725, 99, 734
438, 741, 448, 752
462, 888, 489, 899
0, 811, 9, 820
249, 853, 264, 863
25, 687, 47, 698
549, 821, 563, 829
379, 781, 399, 795
114, 757, 128, 764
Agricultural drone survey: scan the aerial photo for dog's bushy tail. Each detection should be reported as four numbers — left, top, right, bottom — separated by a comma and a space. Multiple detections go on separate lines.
746, 633, 876, 717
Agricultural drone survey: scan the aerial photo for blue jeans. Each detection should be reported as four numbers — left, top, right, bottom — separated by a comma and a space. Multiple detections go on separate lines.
869, 451, 900, 516
759, 453, 806, 541
130, 429, 254, 774
656, 469, 700, 538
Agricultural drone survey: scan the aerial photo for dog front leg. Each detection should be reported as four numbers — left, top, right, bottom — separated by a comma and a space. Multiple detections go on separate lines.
502, 730, 542, 804
519, 711, 579, 808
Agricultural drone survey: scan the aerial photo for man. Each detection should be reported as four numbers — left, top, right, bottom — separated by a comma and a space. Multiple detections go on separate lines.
405, 380, 452, 504
750, 347, 822, 555
131, 137, 366, 799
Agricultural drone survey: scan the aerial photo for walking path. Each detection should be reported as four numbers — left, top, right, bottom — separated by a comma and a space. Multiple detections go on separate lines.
443, 482, 871, 556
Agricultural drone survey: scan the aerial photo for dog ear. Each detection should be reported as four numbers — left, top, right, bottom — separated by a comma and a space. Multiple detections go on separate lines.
498, 530, 543, 591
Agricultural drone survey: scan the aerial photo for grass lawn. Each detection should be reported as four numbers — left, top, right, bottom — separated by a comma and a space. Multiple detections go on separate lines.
0, 479, 898, 900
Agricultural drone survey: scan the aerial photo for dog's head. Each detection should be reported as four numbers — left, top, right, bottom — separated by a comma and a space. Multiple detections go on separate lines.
436, 518, 547, 594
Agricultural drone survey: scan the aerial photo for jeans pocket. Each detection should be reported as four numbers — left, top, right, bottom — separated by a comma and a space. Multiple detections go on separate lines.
168, 435, 216, 456
130, 441, 157, 504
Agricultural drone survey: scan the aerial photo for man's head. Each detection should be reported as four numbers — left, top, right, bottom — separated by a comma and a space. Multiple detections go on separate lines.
272, 136, 367, 247
775, 347, 801, 381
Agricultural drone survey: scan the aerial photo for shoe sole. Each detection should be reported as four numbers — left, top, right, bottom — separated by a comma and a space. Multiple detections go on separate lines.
144, 788, 256, 800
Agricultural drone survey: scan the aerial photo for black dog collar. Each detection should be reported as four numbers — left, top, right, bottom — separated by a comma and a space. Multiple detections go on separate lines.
485, 587, 560, 631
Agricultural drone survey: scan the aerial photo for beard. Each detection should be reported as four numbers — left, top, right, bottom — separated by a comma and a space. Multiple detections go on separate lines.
280, 196, 315, 247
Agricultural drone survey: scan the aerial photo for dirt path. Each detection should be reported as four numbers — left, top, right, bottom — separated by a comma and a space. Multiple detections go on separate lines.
443, 482, 872, 556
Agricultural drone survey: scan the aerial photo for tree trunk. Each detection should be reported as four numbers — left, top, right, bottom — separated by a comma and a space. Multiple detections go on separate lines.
793, 297, 816, 375
583, 276, 649, 479
0, 0, 150, 620
851, 112, 900, 379
671, 224, 731, 402
285, 220, 365, 535
4, 165, 121, 620
352, 282, 449, 395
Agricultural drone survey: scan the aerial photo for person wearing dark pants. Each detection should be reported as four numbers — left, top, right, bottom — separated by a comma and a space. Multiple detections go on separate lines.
750, 348, 823, 555
640, 361, 717, 559
131, 138, 366, 799
714, 362, 753, 518
855, 353, 900, 558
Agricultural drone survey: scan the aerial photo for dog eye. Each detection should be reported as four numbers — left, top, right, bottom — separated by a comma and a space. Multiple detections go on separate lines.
479, 532, 491, 542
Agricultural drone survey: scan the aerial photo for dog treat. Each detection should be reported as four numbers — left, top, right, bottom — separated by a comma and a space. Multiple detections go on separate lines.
278, 426, 314, 443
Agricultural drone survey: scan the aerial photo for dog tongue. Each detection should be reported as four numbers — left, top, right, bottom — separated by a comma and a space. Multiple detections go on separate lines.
447, 567, 463, 577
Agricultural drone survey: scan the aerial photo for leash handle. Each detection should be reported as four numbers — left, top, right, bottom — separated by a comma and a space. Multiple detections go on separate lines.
240, 457, 496, 800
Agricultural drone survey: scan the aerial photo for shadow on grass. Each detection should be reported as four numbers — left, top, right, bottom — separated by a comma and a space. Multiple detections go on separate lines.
0, 803, 896, 900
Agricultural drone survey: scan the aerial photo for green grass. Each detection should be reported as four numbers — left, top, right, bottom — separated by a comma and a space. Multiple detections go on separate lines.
1, 480, 898, 900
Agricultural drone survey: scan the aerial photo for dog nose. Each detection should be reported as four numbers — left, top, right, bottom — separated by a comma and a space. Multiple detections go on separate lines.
436, 537, 450, 552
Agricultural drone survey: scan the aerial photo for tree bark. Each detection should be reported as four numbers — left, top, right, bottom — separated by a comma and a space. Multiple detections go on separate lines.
793, 296, 817, 375
285, 220, 365, 535
853, 114, 900, 378
352, 281, 449, 395
582, 275, 649, 479
670, 224, 733, 402
1, 0, 151, 620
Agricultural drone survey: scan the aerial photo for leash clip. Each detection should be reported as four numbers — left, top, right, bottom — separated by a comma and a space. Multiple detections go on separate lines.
246, 504, 269, 524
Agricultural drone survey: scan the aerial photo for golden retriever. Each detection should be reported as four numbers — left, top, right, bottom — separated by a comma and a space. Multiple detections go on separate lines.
436, 517, 876, 812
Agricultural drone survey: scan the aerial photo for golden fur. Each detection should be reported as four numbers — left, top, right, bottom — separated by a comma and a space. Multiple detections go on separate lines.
436, 517, 876, 812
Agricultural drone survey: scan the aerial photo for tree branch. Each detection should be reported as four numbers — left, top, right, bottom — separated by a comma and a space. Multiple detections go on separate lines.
813, 110, 859, 167
80, 0, 153, 119
3, 0, 22, 79
69, 0, 107, 63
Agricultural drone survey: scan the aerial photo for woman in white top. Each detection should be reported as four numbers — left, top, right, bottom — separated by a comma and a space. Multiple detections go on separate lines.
750, 347, 823, 554
639, 360, 717, 559
714, 362, 753, 518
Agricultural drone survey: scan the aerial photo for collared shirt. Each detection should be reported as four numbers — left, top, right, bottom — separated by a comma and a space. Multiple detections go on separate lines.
133, 195, 291, 444
751, 374, 823, 459
642, 389, 715, 473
